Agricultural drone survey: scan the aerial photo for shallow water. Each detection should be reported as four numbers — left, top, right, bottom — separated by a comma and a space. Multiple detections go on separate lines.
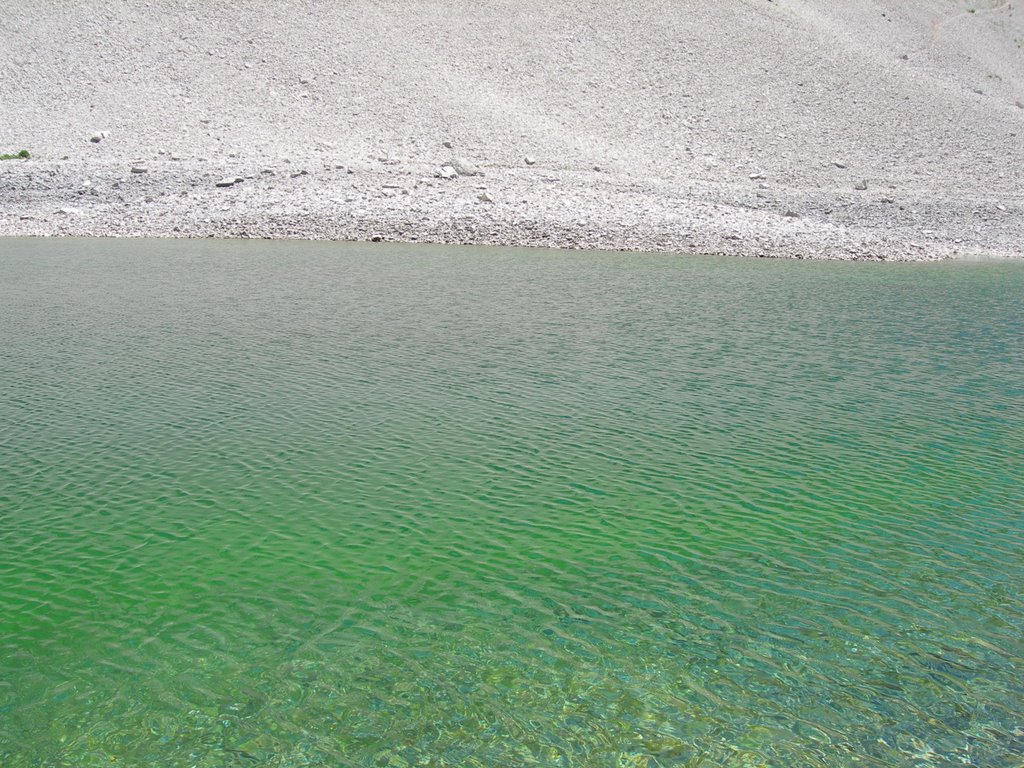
1, 239, 1022, 768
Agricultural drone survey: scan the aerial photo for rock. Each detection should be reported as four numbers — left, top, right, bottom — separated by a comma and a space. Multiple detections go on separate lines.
854, 179, 868, 191
479, 191, 494, 203
749, 172, 766, 180
290, 170, 309, 178
215, 176, 244, 187
435, 165, 458, 180
1016, 100, 1024, 110
130, 165, 147, 174
442, 140, 453, 149
833, 161, 847, 168
451, 157, 482, 176
783, 211, 800, 218
89, 131, 107, 143
880, 196, 895, 204
996, 204, 1007, 212
57, 207, 81, 215
524, 155, 536, 165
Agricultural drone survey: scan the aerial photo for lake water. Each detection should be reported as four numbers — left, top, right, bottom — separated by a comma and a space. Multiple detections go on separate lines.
1, 239, 1022, 768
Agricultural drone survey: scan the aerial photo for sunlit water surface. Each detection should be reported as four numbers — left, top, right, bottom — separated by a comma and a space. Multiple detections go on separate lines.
1, 239, 1022, 768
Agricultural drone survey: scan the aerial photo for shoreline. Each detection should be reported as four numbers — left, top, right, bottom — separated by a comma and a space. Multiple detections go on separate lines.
3, 157, 1021, 261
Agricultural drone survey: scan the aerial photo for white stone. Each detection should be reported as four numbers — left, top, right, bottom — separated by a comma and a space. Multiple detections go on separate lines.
451, 157, 482, 176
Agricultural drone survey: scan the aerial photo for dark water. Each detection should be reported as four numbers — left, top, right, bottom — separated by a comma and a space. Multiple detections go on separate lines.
1, 239, 1022, 768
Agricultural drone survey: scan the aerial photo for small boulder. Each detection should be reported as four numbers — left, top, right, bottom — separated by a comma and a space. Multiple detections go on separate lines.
130, 165, 147, 174
435, 165, 458, 180
479, 191, 494, 203
524, 155, 537, 165
215, 176, 244, 187
89, 131, 108, 144
854, 179, 868, 191
451, 157, 482, 176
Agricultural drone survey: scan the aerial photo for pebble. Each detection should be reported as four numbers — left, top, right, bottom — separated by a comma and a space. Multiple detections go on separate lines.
525, 155, 537, 165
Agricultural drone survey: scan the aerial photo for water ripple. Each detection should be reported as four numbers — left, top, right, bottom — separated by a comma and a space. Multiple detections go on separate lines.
1, 240, 1022, 767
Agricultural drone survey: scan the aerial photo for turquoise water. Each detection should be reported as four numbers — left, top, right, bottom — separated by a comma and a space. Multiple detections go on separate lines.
1, 239, 1022, 768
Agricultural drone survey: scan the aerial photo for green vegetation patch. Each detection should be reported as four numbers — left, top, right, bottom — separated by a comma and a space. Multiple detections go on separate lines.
0, 149, 30, 160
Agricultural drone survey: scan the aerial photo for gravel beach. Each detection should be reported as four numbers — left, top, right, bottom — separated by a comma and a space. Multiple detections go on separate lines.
2, 0, 1022, 260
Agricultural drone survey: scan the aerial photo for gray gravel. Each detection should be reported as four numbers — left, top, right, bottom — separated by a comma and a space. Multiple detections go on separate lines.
2, 0, 1023, 260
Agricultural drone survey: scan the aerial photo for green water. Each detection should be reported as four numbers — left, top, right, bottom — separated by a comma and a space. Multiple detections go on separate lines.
1, 239, 1022, 768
